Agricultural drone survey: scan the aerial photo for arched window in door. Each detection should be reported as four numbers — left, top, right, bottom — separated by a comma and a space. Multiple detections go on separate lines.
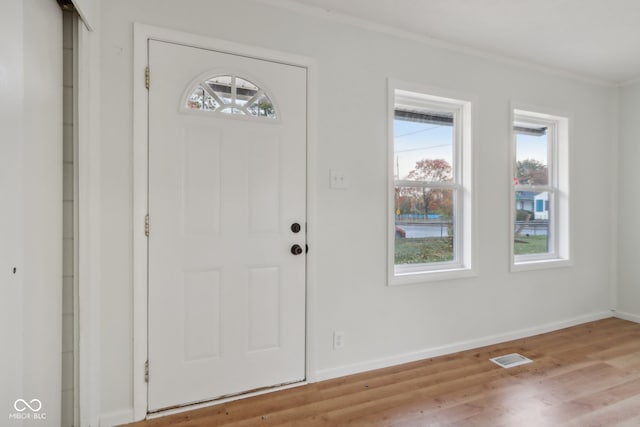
186, 74, 277, 119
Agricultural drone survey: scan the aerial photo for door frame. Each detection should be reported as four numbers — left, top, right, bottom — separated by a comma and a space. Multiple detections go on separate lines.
132, 23, 318, 420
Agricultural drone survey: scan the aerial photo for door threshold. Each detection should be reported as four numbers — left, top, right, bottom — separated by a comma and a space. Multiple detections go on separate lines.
146, 380, 308, 420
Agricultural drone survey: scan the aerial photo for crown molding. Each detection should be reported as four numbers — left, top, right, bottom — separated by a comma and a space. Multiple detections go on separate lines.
258, 0, 617, 88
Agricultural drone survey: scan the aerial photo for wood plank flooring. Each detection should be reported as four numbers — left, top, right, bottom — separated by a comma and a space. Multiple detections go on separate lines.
124, 317, 640, 426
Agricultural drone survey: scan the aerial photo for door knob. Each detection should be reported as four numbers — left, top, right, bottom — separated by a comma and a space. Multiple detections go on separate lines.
290, 244, 303, 255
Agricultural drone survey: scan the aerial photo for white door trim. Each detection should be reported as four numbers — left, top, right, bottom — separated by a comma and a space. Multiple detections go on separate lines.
76, 18, 103, 427
132, 23, 318, 421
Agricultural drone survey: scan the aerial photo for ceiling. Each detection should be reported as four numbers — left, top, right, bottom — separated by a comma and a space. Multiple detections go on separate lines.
284, 0, 640, 85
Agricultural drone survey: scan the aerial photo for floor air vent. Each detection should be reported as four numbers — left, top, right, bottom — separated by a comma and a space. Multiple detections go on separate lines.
490, 353, 533, 368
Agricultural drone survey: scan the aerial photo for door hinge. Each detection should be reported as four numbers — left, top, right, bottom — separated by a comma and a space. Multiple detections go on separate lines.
144, 360, 149, 383
145, 66, 150, 90
145, 214, 150, 237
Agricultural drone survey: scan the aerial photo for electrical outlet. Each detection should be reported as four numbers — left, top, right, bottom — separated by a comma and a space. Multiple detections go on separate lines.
330, 169, 347, 189
333, 331, 345, 350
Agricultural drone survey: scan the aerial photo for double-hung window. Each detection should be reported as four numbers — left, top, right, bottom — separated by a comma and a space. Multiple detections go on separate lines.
511, 109, 570, 270
389, 86, 473, 284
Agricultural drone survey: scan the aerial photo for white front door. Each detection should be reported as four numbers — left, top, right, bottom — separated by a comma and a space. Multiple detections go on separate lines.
147, 40, 307, 412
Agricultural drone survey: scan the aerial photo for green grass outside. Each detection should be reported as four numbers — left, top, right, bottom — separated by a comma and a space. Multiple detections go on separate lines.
395, 234, 548, 264
396, 234, 548, 264
395, 237, 454, 264
514, 234, 548, 255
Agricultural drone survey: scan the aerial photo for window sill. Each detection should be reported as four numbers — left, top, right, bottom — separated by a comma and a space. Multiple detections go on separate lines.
511, 258, 572, 273
389, 267, 476, 286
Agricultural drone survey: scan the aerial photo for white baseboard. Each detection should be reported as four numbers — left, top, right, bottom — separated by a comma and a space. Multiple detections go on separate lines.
613, 310, 640, 323
99, 409, 135, 427
314, 311, 613, 381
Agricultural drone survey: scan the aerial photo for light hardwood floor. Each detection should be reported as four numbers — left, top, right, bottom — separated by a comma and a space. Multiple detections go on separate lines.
125, 317, 640, 426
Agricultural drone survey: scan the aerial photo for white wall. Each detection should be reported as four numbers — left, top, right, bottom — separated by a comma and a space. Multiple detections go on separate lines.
77, 14, 104, 427
98, 0, 617, 421
617, 82, 640, 320
0, 0, 62, 425
0, 1, 26, 420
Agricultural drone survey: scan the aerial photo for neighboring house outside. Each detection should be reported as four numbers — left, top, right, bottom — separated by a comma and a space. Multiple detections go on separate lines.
515, 191, 548, 220
534, 192, 549, 220
516, 191, 536, 214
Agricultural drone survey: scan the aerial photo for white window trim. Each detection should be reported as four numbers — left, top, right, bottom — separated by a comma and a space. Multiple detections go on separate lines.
388, 81, 475, 285
510, 107, 571, 272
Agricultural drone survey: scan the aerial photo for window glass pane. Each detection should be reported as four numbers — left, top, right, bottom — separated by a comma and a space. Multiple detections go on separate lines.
205, 76, 233, 104
394, 111, 454, 183
247, 94, 277, 118
235, 77, 258, 92
187, 86, 220, 111
187, 87, 204, 110
234, 79, 259, 105
395, 187, 454, 265
514, 190, 550, 255
202, 92, 218, 111
514, 126, 548, 185
220, 107, 245, 115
